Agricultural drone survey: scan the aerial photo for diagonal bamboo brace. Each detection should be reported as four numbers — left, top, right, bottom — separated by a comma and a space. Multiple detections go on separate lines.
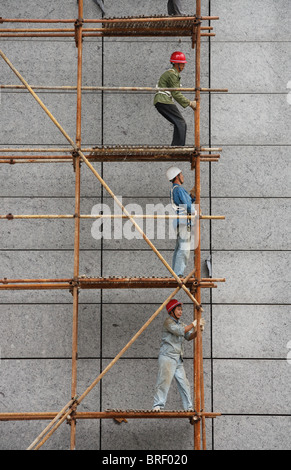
0, 48, 202, 312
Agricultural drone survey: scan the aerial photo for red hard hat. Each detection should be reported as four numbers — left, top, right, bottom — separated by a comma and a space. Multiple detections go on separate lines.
170, 51, 187, 64
166, 299, 183, 313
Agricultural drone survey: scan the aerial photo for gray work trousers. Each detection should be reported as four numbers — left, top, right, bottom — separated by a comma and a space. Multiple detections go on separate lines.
168, 0, 184, 16
155, 103, 187, 146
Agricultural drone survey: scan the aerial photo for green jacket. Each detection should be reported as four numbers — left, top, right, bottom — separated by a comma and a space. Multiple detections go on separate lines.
154, 67, 190, 109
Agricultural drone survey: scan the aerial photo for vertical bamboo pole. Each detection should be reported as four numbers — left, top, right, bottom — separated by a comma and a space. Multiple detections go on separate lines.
70, 0, 83, 450
194, 0, 202, 450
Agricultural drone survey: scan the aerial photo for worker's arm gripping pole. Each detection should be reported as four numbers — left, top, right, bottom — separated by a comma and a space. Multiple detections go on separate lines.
0, 48, 202, 312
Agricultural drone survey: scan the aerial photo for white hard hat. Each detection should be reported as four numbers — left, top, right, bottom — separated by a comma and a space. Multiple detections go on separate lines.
166, 166, 182, 181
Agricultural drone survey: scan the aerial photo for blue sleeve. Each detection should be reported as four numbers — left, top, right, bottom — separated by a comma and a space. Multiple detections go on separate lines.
173, 186, 195, 214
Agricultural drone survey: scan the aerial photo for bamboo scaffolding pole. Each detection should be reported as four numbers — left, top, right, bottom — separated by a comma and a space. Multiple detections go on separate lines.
0, 277, 224, 291
27, 267, 196, 450
0, 411, 221, 421
0, 277, 224, 285
0, 19, 77, 23
194, 0, 203, 450
82, 16, 220, 23
0, 85, 228, 92
0, 26, 213, 33
0, 283, 217, 291
0, 214, 225, 220
0, 283, 71, 290
0, 278, 71, 283
0, 146, 220, 153
0, 146, 222, 158
0, 33, 214, 38
0, 157, 219, 163
0, 48, 203, 310
70, 2, 83, 449
83, 33, 215, 38
0, 16, 219, 24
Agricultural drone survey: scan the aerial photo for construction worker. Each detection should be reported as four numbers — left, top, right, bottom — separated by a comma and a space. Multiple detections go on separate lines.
154, 51, 196, 146
153, 299, 205, 411
167, 0, 185, 16
167, 166, 196, 277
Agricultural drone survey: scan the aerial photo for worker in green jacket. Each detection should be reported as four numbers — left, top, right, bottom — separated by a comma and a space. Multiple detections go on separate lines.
154, 51, 196, 146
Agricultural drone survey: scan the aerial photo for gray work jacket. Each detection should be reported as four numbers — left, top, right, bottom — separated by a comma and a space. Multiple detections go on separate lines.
159, 316, 192, 361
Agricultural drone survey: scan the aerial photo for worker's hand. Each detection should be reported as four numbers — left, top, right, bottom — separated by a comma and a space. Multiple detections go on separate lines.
189, 100, 197, 110
192, 319, 197, 329
200, 318, 206, 331
190, 186, 196, 198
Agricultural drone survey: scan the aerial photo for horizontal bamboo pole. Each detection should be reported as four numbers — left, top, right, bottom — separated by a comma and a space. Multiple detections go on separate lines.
0, 26, 213, 33
0, 16, 219, 24
0, 33, 75, 38
83, 16, 220, 23
0, 28, 213, 34
0, 158, 219, 164
0, 159, 73, 164
0, 283, 71, 291
0, 147, 197, 153
1, 146, 214, 153
0, 32, 214, 38
0, 214, 225, 220
0, 277, 224, 284
0, 278, 71, 283
0, 19, 77, 23
0, 411, 221, 421
0, 148, 77, 152
0, 85, 227, 92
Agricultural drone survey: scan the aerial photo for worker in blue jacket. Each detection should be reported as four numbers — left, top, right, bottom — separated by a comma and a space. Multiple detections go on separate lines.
166, 166, 196, 277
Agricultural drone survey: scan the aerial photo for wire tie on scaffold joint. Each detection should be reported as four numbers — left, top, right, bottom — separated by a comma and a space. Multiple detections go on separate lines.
189, 411, 200, 425
6, 213, 14, 221
66, 397, 79, 425
71, 149, 81, 171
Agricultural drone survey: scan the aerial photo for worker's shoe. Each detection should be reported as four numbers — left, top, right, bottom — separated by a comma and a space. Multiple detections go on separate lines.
152, 406, 161, 412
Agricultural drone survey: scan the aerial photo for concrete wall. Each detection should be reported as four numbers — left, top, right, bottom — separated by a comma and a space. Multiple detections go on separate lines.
0, 0, 290, 450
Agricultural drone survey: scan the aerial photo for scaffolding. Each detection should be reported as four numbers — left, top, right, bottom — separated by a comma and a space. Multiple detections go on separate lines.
0, 1, 228, 450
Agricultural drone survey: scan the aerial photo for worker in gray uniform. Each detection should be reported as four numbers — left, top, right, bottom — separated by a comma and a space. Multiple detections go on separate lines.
153, 299, 205, 411
167, 0, 185, 16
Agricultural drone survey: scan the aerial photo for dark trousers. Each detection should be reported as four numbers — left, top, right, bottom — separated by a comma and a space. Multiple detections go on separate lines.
168, 0, 184, 16
155, 103, 187, 146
